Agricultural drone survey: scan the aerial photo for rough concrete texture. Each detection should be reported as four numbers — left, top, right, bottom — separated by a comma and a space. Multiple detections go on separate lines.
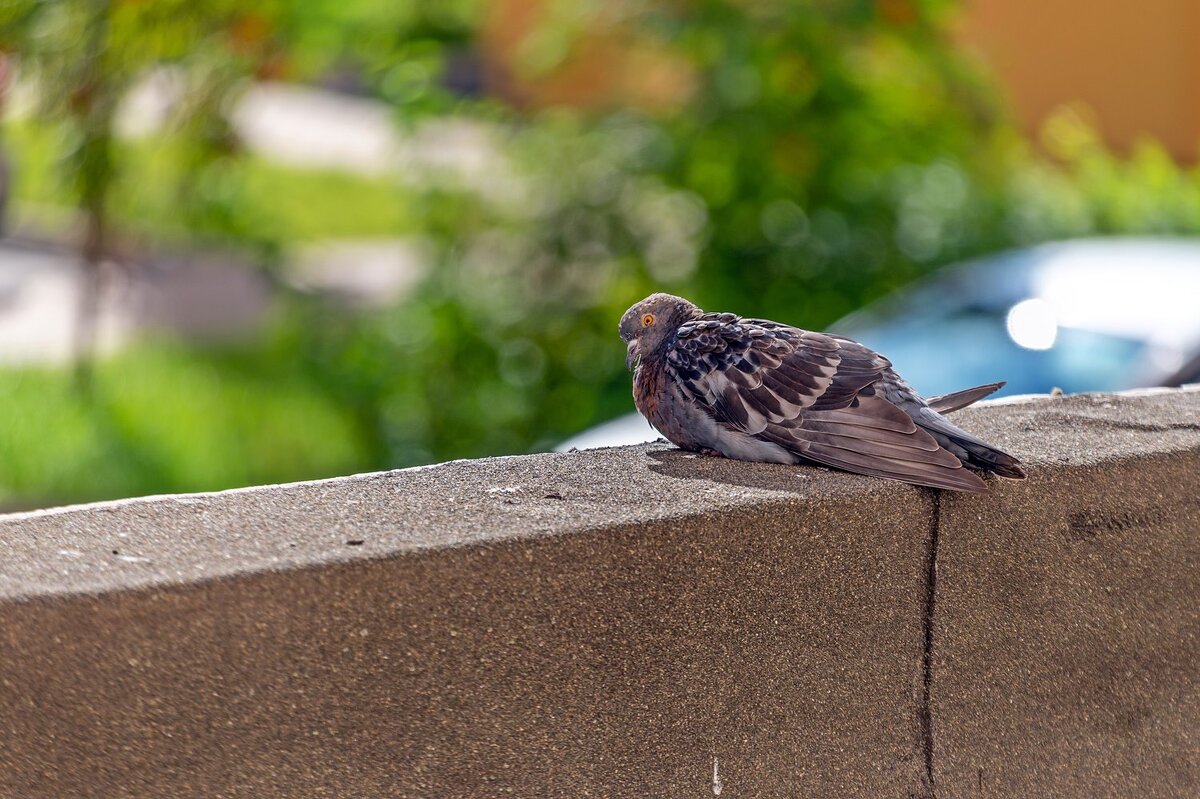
0, 387, 1197, 798
933, 390, 1200, 798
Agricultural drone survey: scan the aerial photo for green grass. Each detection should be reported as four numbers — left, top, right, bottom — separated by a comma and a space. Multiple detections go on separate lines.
3, 120, 413, 242
0, 341, 372, 510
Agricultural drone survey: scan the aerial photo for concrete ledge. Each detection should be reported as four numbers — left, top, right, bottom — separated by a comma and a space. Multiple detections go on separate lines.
1, 388, 1198, 797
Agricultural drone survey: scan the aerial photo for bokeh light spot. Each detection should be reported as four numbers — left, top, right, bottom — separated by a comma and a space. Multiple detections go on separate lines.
1006, 298, 1058, 351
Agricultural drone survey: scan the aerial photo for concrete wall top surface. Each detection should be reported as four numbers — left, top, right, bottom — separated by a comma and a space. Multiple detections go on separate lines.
2, 386, 1197, 604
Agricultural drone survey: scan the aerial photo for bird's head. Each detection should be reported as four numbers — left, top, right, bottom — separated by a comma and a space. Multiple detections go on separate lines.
619, 293, 701, 370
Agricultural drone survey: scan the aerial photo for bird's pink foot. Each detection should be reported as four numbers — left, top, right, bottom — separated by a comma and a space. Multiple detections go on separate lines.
698, 447, 726, 458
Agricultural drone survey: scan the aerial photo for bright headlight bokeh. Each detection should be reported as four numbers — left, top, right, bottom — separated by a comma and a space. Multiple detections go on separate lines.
1006, 298, 1058, 351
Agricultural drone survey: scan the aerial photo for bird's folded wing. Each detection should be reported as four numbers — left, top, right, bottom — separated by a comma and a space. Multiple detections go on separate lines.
666, 319, 888, 434
666, 316, 988, 492
762, 395, 988, 492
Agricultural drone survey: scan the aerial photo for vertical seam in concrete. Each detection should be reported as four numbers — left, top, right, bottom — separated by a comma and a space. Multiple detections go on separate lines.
919, 490, 941, 798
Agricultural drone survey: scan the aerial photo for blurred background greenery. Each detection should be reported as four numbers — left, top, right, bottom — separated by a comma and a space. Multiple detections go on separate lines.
2, 0, 1200, 509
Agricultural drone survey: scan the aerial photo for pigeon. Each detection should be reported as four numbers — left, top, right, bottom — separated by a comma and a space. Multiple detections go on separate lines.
619, 293, 1025, 493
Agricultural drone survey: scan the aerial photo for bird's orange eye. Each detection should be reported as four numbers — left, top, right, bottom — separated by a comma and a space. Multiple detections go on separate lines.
642, 313, 655, 327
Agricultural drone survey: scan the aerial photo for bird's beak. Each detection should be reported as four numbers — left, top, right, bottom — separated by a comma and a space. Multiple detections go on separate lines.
626, 339, 640, 371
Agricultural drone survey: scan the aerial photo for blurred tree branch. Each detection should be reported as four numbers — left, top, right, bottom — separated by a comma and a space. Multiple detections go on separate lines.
1, 0, 276, 385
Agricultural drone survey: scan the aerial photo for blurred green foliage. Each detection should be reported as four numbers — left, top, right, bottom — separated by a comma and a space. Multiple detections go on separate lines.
0, 340, 364, 509
4, 0, 1200, 506
6, 120, 412, 242
1006, 106, 1200, 238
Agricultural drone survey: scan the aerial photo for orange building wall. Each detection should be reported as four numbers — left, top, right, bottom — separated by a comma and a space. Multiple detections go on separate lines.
957, 0, 1200, 160
480, 0, 694, 112
483, 1, 1200, 161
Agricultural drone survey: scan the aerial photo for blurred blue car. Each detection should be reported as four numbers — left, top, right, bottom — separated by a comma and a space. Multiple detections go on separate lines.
561, 237, 1200, 450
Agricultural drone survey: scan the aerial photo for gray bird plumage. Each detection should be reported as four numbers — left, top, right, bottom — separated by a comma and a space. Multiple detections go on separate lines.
619, 293, 1025, 493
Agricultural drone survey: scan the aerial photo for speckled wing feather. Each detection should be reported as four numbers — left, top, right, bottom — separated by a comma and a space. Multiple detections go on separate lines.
665, 314, 988, 492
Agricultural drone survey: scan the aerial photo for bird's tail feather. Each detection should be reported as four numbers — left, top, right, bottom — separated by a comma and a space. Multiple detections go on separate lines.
925, 381, 1005, 414
914, 406, 1026, 479
949, 437, 1026, 479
